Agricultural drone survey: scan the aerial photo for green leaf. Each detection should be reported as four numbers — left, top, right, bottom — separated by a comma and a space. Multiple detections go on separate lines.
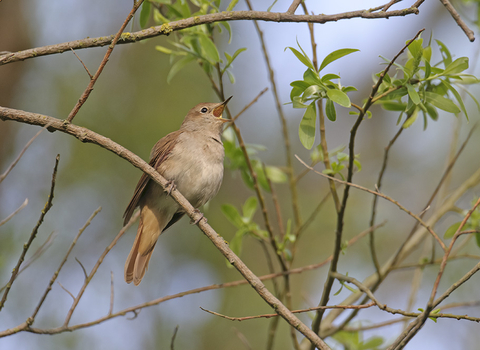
155, 45, 173, 55
226, 69, 235, 84
242, 197, 258, 221
447, 83, 469, 120
221, 204, 244, 228
444, 222, 461, 239
226, 0, 239, 11
407, 38, 423, 61
325, 98, 336, 121
299, 102, 317, 149
406, 84, 421, 105
319, 48, 359, 72
198, 34, 220, 64
436, 40, 452, 66
379, 101, 407, 111
425, 91, 460, 114
443, 57, 469, 76
327, 88, 351, 108
167, 56, 195, 83
219, 21, 232, 43
140, 1, 151, 28
286, 47, 315, 71
403, 108, 419, 129
476, 232, 480, 248
265, 166, 287, 183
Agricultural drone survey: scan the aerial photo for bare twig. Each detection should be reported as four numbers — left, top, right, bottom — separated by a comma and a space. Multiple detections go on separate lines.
0, 123, 51, 184
439, 0, 475, 42
369, 126, 404, 277
28, 207, 102, 325
295, 156, 446, 250
245, 0, 302, 230
0, 198, 28, 227
230, 87, 268, 123
109, 272, 114, 316
64, 210, 138, 326
310, 29, 427, 339
70, 48, 93, 79
170, 325, 179, 350
0, 155, 59, 312
57, 282, 75, 300
65, 0, 144, 122
200, 302, 375, 321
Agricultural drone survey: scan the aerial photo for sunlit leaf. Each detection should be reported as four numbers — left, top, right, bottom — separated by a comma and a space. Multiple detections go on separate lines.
242, 197, 258, 221
140, 1, 151, 28
299, 102, 316, 149
167, 56, 195, 83
425, 91, 460, 114
444, 222, 461, 239
443, 57, 469, 76
325, 98, 336, 121
319, 48, 359, 72
226, 0, 239, 11
198, 34, 220, 64
327, 88, 351, 108
286, 47, 315, 71
221, 204, 244, 227
406, 83, 421, 105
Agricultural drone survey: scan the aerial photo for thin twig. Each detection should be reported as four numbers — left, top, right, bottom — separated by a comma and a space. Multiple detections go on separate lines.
109, 271, 114, 316
64, 210, 139, 326
70, 48, 93, 79
0, 123, 52, 184
439, 0, 475, 42
0, 155, 59, 312
200, 302, 375, 321
28, 207, 102, 325
245, 0, 302, 231
65, 0, 144, 122
170, 325, 179, 350
296, 155, 446, 251
369, 126, 404, 277
57, 282, 75, 300
230, 87, 268, 123
0, 198, 28, 227
310, 29, 427, 339
75, 257, 88, 280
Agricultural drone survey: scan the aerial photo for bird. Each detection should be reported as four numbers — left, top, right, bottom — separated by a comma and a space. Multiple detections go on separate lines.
123, 97, 232, 285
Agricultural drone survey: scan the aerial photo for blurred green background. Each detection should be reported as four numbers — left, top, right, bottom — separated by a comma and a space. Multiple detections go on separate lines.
1, 0, 480, 349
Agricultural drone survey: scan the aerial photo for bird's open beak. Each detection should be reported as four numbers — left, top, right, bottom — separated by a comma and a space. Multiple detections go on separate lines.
213, 96, 233, 121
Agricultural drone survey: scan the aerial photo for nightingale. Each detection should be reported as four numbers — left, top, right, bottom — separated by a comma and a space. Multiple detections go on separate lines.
123, 97, 232, 285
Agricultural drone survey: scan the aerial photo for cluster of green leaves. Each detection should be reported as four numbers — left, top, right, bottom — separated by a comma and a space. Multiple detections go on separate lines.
309, 144, 361, 180
140, 0, 245, 83
332, 330, 384, 350
444, 198, 480, 247
287, 41, 359, 149
375, 37, 480, 129
223, 127, 287, 191
221, 197, 268, 264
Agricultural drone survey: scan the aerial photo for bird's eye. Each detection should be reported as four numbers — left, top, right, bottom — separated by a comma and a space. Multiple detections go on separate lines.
201, 107, 208, 113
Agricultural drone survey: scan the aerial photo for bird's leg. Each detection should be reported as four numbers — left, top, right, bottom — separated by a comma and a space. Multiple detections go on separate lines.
164, 180, 176, 195
191, 209, 206, 225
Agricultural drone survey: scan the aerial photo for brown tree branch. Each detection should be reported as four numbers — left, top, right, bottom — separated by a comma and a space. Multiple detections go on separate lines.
0, 8, 421, 67
0, 106, 329, 350
439, 0, 475, 42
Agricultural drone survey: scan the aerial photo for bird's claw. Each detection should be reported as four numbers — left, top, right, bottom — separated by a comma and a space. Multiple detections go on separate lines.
191, 209, 206, 225
164, 180, 176, 195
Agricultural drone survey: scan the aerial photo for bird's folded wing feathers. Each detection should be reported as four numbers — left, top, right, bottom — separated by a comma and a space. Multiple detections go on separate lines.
123, 131, 183, 226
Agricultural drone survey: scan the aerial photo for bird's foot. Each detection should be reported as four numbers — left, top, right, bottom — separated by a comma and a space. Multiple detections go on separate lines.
164, 180, 176, 195
191, 209, 206, 225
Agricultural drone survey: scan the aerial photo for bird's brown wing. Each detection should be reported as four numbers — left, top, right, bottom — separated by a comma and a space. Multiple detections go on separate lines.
123, 131, 182, 226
